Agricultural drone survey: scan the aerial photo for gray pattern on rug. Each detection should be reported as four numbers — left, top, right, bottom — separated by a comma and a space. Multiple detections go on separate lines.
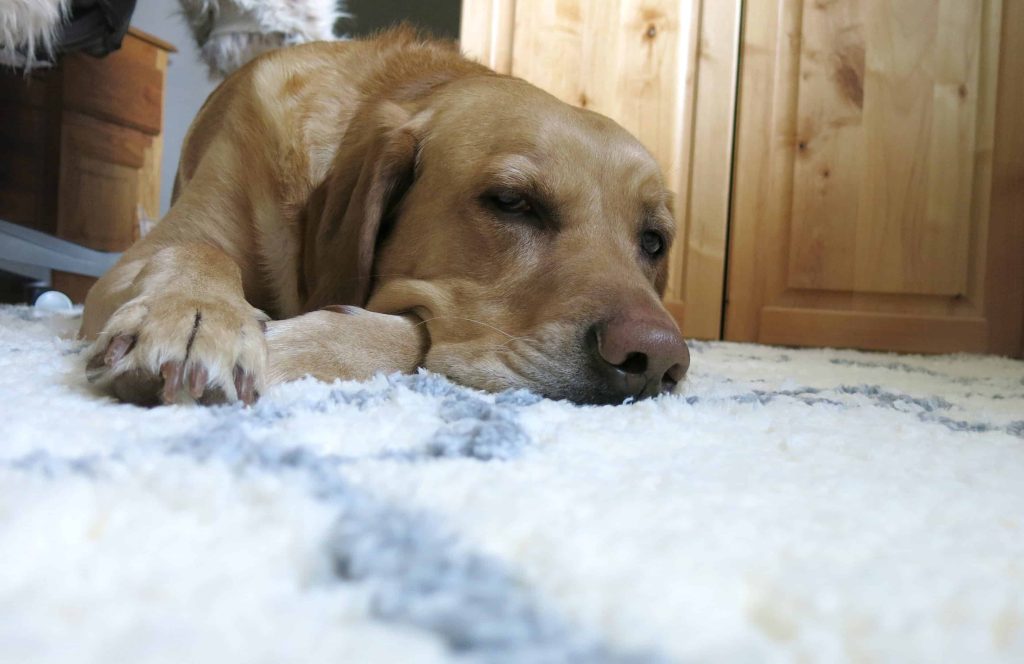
1, 306, 1022, 664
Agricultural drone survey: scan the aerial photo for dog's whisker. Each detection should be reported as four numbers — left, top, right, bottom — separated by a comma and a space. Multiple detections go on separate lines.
488, 333, 532, 348
414, 316, 517, 340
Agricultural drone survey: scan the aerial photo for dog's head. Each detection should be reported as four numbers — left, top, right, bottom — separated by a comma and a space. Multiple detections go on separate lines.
305, 75, 688, 404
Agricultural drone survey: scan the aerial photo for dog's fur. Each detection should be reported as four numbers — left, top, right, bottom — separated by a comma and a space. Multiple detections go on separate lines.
81, 28, 681, 406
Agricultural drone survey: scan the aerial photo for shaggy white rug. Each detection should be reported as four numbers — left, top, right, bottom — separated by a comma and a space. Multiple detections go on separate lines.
1, 305, 1023, 664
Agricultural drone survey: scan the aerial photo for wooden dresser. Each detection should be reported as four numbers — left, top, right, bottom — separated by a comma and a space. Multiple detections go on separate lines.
0, 28, 174, 302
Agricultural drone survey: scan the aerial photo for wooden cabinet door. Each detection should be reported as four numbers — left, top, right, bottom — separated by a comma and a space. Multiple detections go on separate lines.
726, 0, 1024, 355
460, 0, 742, 339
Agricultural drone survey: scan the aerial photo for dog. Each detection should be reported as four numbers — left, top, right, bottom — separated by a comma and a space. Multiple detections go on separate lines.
81, 27, 690, 406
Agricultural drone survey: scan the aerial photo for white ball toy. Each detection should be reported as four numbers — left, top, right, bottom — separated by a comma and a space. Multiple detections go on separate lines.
34, 290, 74, 312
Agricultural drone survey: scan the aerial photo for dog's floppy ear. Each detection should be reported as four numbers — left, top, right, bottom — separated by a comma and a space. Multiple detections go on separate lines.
303, 102, 426, 310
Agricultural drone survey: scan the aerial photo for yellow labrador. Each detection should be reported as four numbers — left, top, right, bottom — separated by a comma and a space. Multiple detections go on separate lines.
81, 28, 689, 406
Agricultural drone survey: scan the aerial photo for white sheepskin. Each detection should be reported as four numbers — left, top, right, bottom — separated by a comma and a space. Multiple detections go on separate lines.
1, 305, 1023, 663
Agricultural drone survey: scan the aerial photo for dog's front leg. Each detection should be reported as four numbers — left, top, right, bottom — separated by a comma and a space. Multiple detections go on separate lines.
83, 243, 270, 406
265, 307, 427, 385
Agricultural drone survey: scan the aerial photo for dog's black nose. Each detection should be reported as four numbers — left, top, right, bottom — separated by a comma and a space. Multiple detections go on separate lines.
590, 308, 689, 401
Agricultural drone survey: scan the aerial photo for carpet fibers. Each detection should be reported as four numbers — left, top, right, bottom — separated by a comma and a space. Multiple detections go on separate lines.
1, 305, 1023, 663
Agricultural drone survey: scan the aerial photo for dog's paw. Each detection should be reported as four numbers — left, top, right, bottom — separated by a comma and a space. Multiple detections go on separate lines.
265, 307, 426, 385
85, 295, 269, 406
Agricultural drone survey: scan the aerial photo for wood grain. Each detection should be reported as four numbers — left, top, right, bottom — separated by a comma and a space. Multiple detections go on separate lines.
724, 0, 798, 342
56, 112, 146, 252
50, 271, 98, 304
678, 0, 741, 339
0, 73, 63, 235
45, 29, 171, 300
759, 307, 989, 354
782, 0, 992, 297
459, 0, 516, 73
726, 0, 1021, 355
985, 0, 1024, 356
138, 47, 169, 226
61, 32, 164, 136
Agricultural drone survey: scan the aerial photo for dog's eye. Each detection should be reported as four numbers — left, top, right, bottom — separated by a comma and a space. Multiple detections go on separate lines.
491, 191, 533, 215
641, 230, 665, 258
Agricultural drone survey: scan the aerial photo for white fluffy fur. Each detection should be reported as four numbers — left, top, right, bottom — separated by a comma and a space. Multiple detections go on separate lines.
3, 306, 1024, 662
178, 0, 348, 78
0, 0, 70, 70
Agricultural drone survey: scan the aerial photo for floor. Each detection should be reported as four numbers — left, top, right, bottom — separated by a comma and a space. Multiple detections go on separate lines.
1, 304, 1023, 663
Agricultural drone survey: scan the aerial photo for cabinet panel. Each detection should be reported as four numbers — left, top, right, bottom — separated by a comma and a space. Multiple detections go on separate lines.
727, 0, 1023, 355
788, 0, 988, 297
460, 0, 516, 73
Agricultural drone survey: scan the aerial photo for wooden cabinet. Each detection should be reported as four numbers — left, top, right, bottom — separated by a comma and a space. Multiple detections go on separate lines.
0, 28, 173, 301
727, 0, 1023, 356
461, 0, 1023, 356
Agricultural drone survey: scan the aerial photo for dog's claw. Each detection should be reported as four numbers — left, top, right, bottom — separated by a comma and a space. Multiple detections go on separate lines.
86, 333, 136, 384
160, 361, 184, 404
85, 353, 106, 381
105, 334, 135, 366
234, 365, 256, 406
187, 364, 209, 399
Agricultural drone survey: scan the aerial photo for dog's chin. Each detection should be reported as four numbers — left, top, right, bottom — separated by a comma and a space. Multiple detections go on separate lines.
424, 350, 632, 406
529, 380, 645, 406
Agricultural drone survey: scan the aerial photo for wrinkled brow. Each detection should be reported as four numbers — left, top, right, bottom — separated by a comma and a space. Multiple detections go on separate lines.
641, 190, 677, 239
646, 206, 676, 240
483, 155, 545, 192
647, 188, 674, 211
